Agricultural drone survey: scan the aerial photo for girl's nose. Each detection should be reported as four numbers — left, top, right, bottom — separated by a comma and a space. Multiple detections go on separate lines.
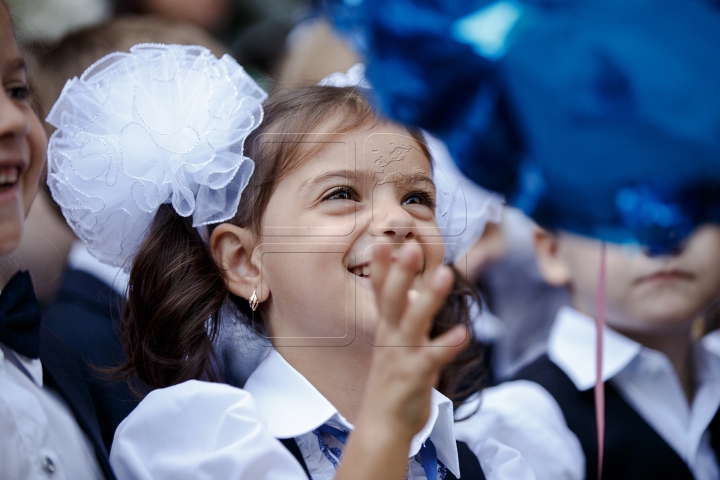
370, 202, 418, 240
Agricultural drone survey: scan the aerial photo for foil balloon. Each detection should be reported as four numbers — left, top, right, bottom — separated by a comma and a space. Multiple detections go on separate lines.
323, 0, 720, 253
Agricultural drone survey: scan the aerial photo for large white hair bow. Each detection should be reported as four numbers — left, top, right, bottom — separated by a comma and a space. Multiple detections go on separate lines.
47, 44, 268, 269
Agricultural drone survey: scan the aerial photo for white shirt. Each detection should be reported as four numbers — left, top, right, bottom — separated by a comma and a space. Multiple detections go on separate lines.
0, 342, 103, 480
109, 380, 307, 479
111, 348, 536, 479
458, 306, 720, 480
244, 349, 460, 480
109, 349, 457, 480
454, 381, 581, 480
702, 329, 720, 358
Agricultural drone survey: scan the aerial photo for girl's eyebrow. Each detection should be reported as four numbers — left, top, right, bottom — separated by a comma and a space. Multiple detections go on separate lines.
377, 172, 435, 190
300, 169, 438, 194
4, 57, 26, 74
299, 169, 377, 191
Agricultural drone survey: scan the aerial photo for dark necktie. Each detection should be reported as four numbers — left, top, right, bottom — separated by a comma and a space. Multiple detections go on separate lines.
0, 270, 41, 359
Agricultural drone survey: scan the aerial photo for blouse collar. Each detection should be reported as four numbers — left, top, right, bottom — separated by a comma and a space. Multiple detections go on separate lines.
548, 306, 642, 391
550, 306, 720, 393
244, 348, 460, 477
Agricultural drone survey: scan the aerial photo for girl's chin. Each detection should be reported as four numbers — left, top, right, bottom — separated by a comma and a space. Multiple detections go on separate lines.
361, 328, 378, 346
358, 313, 379, 344
0, 219, 23, 257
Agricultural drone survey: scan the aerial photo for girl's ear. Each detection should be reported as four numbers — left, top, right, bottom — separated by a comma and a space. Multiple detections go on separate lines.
210, 224, 268, 303
534, 228, 572, 286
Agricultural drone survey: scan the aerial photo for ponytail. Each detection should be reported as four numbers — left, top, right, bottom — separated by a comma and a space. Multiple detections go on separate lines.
115, 204, 227, 395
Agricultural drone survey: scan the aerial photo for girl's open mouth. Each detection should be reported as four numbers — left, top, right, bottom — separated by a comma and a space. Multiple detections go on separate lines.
0, 165, 21, 194
349, 263, 371, 278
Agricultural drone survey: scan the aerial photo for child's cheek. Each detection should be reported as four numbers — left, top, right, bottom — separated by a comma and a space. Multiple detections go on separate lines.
22, 115, 47, 216
424, 240, 446, 275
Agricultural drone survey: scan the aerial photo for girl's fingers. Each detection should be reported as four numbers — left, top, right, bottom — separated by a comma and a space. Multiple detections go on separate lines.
378, 243, 422, 327
426, 324, 469, 367
371, 241, 393, 301
400, 265, 454, 343
407, 289, 420, 305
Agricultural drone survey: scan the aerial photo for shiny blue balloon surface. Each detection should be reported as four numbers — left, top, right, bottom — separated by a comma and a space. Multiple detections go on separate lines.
324, 0, 720, 252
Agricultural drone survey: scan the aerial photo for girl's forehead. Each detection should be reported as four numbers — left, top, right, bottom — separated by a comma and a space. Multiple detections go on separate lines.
268, 122, 433, 193
350, 126, 429, 164
302, 130, 431, 179
0, 6, 21, 67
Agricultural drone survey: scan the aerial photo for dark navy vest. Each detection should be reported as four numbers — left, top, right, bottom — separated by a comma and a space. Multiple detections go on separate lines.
279, 438, 486, 480
515, 354, 720, 480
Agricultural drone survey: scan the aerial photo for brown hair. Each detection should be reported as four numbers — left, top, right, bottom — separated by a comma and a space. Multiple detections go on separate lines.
116, 86, 486, 405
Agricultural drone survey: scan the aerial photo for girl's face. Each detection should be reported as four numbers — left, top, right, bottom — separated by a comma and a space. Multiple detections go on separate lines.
257, 124, 444, 346
0, 6, 47, 256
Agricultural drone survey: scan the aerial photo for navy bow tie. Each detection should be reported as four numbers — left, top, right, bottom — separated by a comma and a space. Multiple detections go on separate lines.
0, 271, 41, 359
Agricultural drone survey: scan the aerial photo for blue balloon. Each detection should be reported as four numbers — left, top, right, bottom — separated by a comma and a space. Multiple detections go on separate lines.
323, 0, 720, 252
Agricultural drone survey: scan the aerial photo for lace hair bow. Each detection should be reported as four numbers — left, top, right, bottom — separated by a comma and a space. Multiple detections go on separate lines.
317, 63, 371, 89
46, 44, 268, 269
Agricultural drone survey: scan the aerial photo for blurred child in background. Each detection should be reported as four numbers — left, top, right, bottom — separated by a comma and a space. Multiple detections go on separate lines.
455, 225, 720, 480
0, 2, 114, 477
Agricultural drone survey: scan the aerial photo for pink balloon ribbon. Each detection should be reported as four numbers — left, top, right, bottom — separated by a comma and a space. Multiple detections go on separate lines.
595, 243, 607, 479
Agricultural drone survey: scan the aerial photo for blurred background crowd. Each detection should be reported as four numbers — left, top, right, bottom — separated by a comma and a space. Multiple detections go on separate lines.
5, 0, 720, 460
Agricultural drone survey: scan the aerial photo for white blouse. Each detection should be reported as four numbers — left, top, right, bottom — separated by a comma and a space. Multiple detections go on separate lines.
111, 348, 537, 479
109, 380, 307, 479
454, 381, 584, 480
0, 343, 103, 480
244, 349, 460, 480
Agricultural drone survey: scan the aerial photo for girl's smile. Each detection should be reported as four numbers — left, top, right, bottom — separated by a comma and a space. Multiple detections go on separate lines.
0, 5, 47, 257
256, 125, 444, 345
0, 163, 23, 202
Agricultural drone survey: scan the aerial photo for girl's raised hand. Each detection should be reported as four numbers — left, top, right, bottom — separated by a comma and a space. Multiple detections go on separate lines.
366, 240, 468, 435
335, 240, 468, 480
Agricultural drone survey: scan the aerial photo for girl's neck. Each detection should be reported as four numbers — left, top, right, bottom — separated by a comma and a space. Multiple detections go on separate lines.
276, 342, 372, 424
0, 254, 22, 292
617, 325, 696, 404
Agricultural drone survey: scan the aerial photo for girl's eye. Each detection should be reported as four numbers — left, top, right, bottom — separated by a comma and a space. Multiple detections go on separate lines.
7, 85, 31, 102
402, 191, 435, 209
323, 186, 358, 202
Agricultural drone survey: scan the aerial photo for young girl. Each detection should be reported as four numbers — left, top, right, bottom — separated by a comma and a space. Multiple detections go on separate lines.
46, 44, 535, 479
0, 2, 114, 477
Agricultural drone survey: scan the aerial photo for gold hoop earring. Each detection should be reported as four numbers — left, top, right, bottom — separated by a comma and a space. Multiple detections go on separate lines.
249, 289, 259, 311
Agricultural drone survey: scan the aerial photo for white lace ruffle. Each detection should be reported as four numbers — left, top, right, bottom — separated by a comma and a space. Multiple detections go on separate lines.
46, 43, 268, 269
317, 63, 371, 89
